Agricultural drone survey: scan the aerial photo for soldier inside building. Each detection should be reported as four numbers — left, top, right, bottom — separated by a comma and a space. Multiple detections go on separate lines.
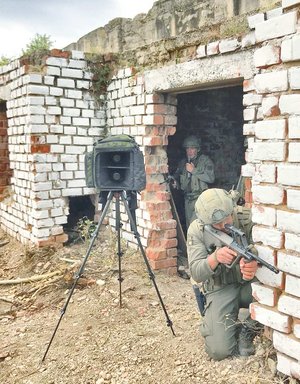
187, 188, 262, 360
174, 135, 215, 230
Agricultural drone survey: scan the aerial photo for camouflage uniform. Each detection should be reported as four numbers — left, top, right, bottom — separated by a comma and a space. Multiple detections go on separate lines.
175, 153, 215, 228
188, 193, 259, 361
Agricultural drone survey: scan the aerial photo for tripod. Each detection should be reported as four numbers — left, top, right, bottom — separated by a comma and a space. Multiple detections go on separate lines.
42, 190, 175, 361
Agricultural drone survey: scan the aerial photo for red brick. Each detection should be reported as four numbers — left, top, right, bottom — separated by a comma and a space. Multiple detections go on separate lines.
150, 258, 177, 270
30, 144, 51, 154
50, 49, 71, 58
156, 219, 177, 230
146, 247, 167, 260
155, 191, 170, 201
161, 238, 178, 249
167, 248, 178, 258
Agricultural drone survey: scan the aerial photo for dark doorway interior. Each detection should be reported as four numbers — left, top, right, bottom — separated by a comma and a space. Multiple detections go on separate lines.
167, 85, 245, 234
64, 196, 95, 243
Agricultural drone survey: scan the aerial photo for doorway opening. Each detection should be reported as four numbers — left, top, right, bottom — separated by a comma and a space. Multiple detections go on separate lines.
63, 195, 96, 244
167, 85, 245, 236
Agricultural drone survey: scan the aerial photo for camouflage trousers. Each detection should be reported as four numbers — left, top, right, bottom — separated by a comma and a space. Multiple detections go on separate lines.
199, 282, 254, 361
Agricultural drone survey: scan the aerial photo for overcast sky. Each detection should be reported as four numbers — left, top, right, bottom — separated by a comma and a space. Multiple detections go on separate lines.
0, 0, 155, 58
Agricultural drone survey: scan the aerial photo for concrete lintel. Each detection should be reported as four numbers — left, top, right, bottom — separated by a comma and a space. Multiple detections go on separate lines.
144, 49, 256, 93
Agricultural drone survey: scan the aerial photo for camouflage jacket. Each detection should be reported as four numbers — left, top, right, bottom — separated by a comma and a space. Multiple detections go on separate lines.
187, 206, 254, 290
174, 154, 215, 198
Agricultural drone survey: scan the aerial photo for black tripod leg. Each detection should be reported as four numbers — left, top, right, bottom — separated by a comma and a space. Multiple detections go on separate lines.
115, 194, 124, 307
42, 191, 114, 362
120, 192, 175, 336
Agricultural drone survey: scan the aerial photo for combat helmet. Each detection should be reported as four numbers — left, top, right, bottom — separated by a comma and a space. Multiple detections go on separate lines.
182, 135, 201, 149
195, 188, 234, 224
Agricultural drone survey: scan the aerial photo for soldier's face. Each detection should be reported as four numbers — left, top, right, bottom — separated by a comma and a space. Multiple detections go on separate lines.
212, 215, 233, 232
186, 147, 198, 159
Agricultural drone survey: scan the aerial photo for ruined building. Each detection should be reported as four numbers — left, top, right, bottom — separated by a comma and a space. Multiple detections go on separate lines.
0, 0, 300, 377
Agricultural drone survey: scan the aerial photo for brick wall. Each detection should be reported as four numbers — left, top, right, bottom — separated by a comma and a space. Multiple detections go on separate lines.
0, 109, 11, 198
241, 1, 300, 378
0, 50, 106, 246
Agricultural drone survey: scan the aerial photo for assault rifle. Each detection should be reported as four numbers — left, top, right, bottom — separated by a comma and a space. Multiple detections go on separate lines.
204, 224, 279, 274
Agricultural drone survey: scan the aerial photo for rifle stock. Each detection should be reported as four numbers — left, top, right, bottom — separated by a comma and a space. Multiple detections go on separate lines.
204, 224, 279, 274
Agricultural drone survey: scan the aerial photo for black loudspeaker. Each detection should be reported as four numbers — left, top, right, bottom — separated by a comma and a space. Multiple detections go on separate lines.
95, 150, 132, 190
85, 135, 146, 191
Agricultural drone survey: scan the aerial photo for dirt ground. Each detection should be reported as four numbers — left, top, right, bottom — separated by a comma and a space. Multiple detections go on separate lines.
0, 226, 296, 384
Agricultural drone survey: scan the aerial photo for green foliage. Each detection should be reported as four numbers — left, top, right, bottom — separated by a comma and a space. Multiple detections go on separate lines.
22, 33, 53, 65
76, 216, 96, 242
86, 54, 112, 107
0, 56, 10, 66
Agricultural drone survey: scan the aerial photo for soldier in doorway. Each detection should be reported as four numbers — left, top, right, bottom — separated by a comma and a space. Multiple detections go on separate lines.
174, 135, 215, 230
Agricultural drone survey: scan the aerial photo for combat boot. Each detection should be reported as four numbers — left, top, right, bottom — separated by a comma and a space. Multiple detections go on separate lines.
238, 326, 256, 357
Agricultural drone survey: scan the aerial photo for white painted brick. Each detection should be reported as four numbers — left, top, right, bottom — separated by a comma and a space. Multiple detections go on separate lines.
32, 227, 50, 237
273, 331, 300, 361
46, 57, 68, 67
281, 34, 300, 62
62, 188, 83, 196
243, 93, 262, 106
255, 119, 286, 139
279, 94, 300, 114
252, 225, 283, 248
277, 210, 300, 235
256, 266, 284, 288
289, 116, 300, 138
35, 218, 55, 228
196, 44, 206, 58
23, 73, 42, 84
207, 41, 219, 56
47, 106, 61, 115
254, 71, 288, 93
286, 275, 300, 298
72, 117, 89, 126
45, 96, 57, 106
282, 0, 300, 8
243, 123, 255, 135
255, 12, 297, 42
241, 163, 255, 178
44, 76, 55, 86
61, 68, 83, 78
287, 189, 300, 210
46, 66, 60, 76
241, 31, 256, 48
50, 87, 63, 96
289, 67, 300, 90
247, 13, 265, 29
250, 303, 291, 332
278, 164, 300, 186
219, 39, 239, 53
243, 107, 257, 121
252, 142, 286, 161
286, 233, 300, 254
65, 146, 86, 154
278, 251, 300, 277
252, 185, 284, 204
57, 78, 75, 88
289, 143, 300, 162
251, 281, 278, 306
51, 226, 64, 236
63, 108, 80, 117
65, 89, 82, 99
277, 352, 300, 377
27, 85, 49, 95
252, 204, 276, 226
253, 45, 280, 68
54, 216, 68, 225
278, 294, 300, 317
253, 163, 276, 183
261, 96, 279, 117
